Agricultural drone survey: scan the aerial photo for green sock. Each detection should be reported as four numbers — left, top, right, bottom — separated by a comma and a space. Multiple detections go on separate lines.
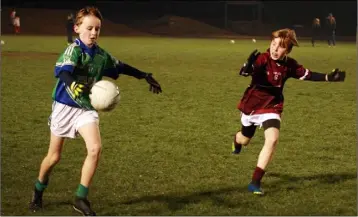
76, 184, 89, 199
35, 179, 48, 192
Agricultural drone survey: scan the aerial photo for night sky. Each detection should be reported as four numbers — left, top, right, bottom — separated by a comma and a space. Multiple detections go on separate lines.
2, 1, 356, 36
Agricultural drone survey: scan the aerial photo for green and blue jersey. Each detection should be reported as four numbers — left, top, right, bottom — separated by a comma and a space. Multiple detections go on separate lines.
52, 38, 121, 110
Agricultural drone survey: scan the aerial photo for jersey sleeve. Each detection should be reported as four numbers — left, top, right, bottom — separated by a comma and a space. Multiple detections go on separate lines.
252, 53, 268, 74
54, 45, 81, 77
102, 52, 120, 80
288, 59, 312, 80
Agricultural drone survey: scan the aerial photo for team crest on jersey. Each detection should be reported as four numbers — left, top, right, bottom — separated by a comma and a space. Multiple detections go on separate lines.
273, 71, 282, 80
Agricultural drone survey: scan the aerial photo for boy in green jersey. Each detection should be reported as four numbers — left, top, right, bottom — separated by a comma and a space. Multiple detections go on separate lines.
29, 6, 162, 216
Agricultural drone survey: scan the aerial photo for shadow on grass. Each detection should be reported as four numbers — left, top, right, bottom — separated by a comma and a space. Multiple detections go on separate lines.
100, 172, 356, 215
264, 172, 356, 194
43, 200, 73, 211
267, 172, 356, 184
37, 173, 354, 215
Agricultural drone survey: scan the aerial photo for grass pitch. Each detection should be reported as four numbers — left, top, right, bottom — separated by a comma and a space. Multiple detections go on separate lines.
1, 35, 356, 216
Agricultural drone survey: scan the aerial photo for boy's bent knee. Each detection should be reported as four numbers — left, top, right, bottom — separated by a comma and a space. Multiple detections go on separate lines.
236, 132, 251, 146
241, 124, 257, 139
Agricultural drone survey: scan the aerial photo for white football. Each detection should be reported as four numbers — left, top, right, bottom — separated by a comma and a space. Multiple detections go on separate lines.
90, 80, 120, 112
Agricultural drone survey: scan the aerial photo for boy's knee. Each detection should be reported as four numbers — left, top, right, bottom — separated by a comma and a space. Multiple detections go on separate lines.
264, 129, 279, 147
236, 124, 257, 146
265, 136, 278, 147
236, 132, 251, 146
47, 152, 61, 165
87, 145, 102, 158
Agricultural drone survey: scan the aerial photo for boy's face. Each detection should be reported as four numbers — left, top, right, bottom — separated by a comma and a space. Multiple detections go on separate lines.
74, 15, 101, 47
270, 37, 287, 60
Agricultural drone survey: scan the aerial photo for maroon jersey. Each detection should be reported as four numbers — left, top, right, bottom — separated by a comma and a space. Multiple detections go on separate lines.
238, 50, 311, 115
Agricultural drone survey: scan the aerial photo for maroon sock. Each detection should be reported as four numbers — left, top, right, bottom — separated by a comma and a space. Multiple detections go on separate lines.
252, 166, 265, 185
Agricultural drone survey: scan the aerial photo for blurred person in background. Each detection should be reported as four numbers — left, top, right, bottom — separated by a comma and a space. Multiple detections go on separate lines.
13, 14, 20, 34
66, 13, 75, 45
325, 13, 336, 47
311, 18, 321, 47
9, 8, 16, 27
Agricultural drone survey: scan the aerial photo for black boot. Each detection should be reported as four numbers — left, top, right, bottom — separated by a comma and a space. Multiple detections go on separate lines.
73, 196, 96, 216
29, 187, 43, 212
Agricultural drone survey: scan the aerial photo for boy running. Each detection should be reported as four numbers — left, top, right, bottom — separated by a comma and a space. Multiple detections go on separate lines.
232, 28, 345, 195
29, 6, 162, 216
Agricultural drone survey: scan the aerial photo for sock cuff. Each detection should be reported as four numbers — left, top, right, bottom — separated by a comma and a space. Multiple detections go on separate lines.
35, 179, 48, 191
256, 166, 265, 173
76, 184, 89, 198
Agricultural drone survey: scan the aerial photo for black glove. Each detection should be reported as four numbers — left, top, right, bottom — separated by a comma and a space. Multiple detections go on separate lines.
145, 73, 162, 94
239, 49, 261, 77
69, 81, 90, 99
327, 68, 346, 82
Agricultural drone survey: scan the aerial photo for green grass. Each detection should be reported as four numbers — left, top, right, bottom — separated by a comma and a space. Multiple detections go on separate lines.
1, 35, 356, 216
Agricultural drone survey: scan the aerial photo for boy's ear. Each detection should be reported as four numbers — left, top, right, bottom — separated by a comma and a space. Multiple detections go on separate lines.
74, 25, 79, 33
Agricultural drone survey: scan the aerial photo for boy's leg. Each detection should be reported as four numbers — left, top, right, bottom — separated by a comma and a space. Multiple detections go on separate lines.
232, 113, 257, 154
29, 133, 65, 212
232, 125, 256, 154
248, 119, 280, 195
73, 123, 101, 216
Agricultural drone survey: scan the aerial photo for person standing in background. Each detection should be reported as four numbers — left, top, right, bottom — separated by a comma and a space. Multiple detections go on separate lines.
13, 14, 20, 34
311, 18, 321, 47
66, 13, 74, 45
325, 13, 336, 47
10, 8, 16, 27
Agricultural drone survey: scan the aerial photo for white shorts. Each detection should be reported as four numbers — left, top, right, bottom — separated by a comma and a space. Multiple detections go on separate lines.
241, 112, 281, 128
48, 101, 99, 138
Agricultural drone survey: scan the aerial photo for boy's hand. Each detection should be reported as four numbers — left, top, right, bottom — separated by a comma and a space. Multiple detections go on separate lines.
70, 82, 90, 98
239, 49, 260, 77
145, 73, 162, 94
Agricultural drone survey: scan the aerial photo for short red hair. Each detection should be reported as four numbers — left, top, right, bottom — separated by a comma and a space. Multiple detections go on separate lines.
271, 28, 299, 53
75, 6, 103, 26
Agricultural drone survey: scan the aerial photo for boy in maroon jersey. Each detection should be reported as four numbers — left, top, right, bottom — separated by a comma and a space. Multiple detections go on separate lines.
232, 28, 345, 195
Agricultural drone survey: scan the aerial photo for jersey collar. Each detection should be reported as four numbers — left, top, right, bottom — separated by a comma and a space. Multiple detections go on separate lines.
75, 38, 98, 58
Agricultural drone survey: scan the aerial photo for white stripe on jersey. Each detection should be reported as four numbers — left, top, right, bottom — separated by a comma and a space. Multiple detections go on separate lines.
56, 44, 77, 67
55, 59, 75, 67
299, 69, 310, 80
64, 44, 75, 56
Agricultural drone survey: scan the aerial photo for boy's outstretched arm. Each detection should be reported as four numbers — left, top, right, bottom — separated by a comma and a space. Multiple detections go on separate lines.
117, 63, 162, 94
308, 68, 346, 82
